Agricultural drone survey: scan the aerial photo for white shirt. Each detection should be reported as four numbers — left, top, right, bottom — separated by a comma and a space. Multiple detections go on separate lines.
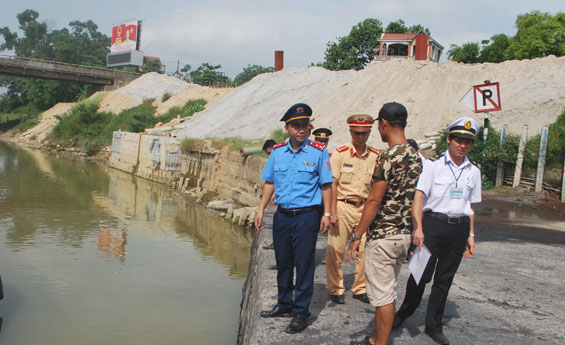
416, 151, 482, 217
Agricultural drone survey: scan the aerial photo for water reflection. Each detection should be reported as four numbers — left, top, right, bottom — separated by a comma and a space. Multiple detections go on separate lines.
0, 141, 253, 345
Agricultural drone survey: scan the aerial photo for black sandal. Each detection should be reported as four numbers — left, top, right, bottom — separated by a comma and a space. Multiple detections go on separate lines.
350, 336, 372, 345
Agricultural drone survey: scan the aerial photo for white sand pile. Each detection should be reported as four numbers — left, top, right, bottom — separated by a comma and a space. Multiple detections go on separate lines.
173, 67, 356, 140
98, 72, 194, 114
312, 55, 565, 151
19, 102, 75, 142
174, 56, 565, 152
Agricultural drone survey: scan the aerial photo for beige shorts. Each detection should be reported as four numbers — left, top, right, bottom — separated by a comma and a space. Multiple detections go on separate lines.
364, 234, 411, 307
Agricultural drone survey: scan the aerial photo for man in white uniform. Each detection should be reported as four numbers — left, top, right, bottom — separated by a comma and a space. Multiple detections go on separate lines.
393, 117, 481, 345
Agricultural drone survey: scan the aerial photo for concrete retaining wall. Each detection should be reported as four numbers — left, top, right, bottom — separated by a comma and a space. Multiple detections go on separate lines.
109, 131, 265, 208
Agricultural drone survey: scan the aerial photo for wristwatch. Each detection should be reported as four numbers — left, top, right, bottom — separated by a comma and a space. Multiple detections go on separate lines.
350, 233, 362, 241
324, 212, 332, 218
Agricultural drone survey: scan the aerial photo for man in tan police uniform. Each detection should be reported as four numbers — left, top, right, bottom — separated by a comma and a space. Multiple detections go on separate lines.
326, 114, 380, 304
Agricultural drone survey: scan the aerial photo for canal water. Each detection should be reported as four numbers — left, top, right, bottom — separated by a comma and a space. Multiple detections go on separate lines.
0, 142, 254, 344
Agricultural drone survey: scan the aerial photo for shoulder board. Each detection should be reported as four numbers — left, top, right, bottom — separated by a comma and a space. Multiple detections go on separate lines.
336, 145, 349, 153
368, 146, 381, 154
273, 142, 287, 149
309, 141, 324, 151
429, 153, 444, 162
471, 160, 482, 170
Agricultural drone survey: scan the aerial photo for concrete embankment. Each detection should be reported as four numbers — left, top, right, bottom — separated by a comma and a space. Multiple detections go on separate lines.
107, 131, 564, 344
108, 131, 264, 219
238, 202, 565, 345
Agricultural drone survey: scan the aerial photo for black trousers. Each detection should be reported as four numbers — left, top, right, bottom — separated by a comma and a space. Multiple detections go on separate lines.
397, 213, 469, 333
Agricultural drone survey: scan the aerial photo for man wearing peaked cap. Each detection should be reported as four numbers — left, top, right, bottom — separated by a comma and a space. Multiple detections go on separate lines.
445, 116, 479, 139
394, 116, 481, 345
312, 128, 332, 147
280, 103, 312, 125
325, 113, 380, 306
255, 102, 333, 334
345, 102, 422, 345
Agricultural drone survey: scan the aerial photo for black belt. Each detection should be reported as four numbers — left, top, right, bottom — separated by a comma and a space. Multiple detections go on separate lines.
277, 205, 320, 217
425, 211, 470, 224
338, 199, 365, 206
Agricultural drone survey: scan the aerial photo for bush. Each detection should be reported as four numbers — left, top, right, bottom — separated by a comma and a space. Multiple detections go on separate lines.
434, 111, 565, 189
523, 111, 565, 170
270, 128, 289, 143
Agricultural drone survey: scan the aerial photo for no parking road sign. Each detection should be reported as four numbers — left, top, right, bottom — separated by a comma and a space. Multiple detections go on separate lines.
460, 82, 501, 113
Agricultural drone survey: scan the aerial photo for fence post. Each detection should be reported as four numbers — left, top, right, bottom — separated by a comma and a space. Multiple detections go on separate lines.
513, 125, 528, 188
534, 126, 549, 193
495, 125, 507, 187
561, 154, 565, 202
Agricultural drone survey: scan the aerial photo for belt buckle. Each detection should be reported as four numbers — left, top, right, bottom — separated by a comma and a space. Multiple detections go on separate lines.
447, 217, 458, 224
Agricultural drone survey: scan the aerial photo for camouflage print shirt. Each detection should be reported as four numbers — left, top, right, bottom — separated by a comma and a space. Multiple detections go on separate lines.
367, 144, 422, 240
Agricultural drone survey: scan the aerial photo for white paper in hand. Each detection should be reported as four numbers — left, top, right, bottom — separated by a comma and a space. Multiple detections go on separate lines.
408, 245, 432, 285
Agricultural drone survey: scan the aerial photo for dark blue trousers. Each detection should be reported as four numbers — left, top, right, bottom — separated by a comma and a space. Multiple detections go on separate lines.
272, 209, 320, 318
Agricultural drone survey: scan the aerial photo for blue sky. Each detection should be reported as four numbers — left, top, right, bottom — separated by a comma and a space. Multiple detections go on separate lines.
0, 0, 563, 78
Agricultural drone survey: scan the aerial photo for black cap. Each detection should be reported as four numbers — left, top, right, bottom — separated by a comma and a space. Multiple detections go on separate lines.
280, 103, 312, 125
312, 128, 332, 141
377, 102, 408, 124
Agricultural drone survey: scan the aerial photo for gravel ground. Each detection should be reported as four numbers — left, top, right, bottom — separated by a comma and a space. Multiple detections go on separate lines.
244, 199, 565, 345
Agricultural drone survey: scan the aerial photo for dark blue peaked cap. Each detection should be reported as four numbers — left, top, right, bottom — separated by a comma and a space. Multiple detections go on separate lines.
280, 103, 312, 125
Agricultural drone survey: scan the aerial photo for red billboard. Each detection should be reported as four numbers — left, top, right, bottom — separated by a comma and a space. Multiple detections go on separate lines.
111, 20, 138, 53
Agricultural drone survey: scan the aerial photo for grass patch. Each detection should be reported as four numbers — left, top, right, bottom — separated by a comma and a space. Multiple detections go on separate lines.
270, 128, 289, 143
181, 138, 207, 152
49, 97, 207, 156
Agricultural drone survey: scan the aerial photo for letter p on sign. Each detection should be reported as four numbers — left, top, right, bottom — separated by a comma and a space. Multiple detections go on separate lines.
473, 82, 501, 113
460, 82, 502, 113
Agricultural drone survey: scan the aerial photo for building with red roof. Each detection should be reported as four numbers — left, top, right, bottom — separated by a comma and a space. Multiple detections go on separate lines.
376, 32, 444, 62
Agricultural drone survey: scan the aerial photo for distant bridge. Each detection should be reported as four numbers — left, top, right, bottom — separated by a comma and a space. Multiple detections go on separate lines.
0, 55, 140, 92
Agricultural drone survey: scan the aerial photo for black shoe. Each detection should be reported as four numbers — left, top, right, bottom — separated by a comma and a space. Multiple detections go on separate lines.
392, 313, 404, 329
285, 316, 308, 334
263, 243, 275, 250
352, 293, 370, 304
260, 306, 291, 318
425, 329, 450, 345
330, 294, 345, 304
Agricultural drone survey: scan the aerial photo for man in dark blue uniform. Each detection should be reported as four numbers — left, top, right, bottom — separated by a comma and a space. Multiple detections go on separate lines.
254, 103, 333, 334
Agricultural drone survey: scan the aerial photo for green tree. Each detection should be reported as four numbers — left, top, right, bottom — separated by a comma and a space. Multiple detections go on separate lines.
447, 42, 480, 63
234, 64, 274, 85
407, 24, 431, 35
323, 18, 384, 71
385, 19, 408, 33
139, 57, 162, 74
189, 63, 230, 86
505, 11, 565, 59
479, 34, 510, 63
0, 10, 110, 112
448, 11, 564, 64
179, 64, 192, 81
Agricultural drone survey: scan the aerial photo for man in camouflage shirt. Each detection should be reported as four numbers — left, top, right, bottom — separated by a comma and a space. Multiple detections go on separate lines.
346, 102, 422, 345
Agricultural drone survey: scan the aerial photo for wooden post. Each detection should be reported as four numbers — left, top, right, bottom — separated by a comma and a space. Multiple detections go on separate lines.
561, 154, 565, 202
495, 125, 507, 187
534, 126, 549, 193
513, 125, 528, 188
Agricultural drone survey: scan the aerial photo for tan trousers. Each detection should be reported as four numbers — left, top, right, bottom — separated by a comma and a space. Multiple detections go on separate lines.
325, 201, 366, 295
